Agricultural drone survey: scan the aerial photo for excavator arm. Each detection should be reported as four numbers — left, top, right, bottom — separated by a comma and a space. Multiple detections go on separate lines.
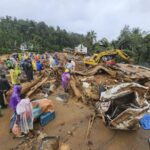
115, 49, 130, 62
83, 49, 130, 65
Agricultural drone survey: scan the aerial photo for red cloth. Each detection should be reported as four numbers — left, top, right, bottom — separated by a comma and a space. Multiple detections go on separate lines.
35, 55, 39, 62
106, 60, 116, 65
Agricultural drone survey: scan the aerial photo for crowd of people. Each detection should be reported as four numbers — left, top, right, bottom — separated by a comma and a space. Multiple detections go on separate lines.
0, 51, 76, 137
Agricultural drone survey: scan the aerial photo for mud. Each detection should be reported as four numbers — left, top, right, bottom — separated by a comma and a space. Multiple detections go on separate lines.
0, 88, 150, 150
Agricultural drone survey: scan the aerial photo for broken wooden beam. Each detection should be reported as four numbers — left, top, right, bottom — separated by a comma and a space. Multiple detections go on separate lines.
27, 77, 48, 97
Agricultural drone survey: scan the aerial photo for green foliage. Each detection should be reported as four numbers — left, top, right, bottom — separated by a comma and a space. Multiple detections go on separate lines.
0, 16, 85, 53
114, 26, 150, 65
92, 25, 150, 66
0, 16, 150, 66
84, 30, 97, 51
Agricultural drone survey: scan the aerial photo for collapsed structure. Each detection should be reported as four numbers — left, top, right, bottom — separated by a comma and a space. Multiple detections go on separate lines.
98, 83, 149, 130
5, 52, 150, 131
1, 51, 150, 150
57, 52, 150, 130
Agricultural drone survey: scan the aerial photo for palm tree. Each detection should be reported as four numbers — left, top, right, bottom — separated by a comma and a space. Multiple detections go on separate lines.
85, 30, 97, 50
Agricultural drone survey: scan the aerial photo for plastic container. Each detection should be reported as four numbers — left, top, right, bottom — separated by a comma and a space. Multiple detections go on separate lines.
40, 111, 55, 126
33, 107, 42, 119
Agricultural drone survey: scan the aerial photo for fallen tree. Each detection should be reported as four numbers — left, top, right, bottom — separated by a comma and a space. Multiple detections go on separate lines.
27, 77, 48, 97
6, 75, 43, 102
72, 65, 116, 77
70, 77, 82, 100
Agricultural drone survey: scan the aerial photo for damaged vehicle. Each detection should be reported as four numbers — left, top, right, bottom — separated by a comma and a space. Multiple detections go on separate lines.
98, 83, 149, 130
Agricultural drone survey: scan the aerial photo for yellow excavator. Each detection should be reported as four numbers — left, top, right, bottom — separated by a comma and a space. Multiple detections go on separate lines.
83, 49, 130, 65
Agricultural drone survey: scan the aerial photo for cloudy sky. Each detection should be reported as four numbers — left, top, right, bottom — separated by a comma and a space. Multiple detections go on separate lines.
0, 0, 150, 40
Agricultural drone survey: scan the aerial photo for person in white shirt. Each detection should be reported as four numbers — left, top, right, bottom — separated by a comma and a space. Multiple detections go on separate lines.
71, 60, 75, 71
65, 60, 73, 70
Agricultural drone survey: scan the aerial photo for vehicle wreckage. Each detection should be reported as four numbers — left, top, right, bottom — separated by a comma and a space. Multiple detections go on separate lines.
97, 82, 150, 130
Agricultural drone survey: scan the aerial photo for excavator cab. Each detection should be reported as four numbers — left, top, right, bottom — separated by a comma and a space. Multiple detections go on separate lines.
83, 54, 99, 65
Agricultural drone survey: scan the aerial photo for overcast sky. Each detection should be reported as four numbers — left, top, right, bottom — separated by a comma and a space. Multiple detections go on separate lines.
0, 0, 150, 40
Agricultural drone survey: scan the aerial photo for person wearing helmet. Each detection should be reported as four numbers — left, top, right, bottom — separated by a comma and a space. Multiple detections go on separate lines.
65, 60, 73, 71
61, 69, 71, 92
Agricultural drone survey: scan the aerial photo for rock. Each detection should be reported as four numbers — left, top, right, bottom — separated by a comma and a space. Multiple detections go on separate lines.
56, 93, 69, 103
59, 129, 62, 132
37, 132, 47, 141
60, 122, 65, 126
71, 126, 76, 131
60, 143, 71, 150
67, 131, 73, 136
87, 140, 93, 145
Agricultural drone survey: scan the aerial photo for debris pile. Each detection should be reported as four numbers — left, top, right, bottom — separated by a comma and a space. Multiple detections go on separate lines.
59, 52, 150, 130
1, 51, 150, 150
4, 52, 150, 134
98, 83, 149, 130
12, 131, 60, 150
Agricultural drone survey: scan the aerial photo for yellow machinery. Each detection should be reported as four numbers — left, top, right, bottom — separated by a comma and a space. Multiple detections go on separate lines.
83, 49, 130, 65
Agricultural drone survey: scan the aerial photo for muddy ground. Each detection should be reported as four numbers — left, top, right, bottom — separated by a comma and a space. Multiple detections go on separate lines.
0, 87, 150, 150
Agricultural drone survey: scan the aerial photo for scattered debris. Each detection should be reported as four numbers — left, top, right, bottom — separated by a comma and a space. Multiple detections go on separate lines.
139, 114, 150, 130
85, 113, 96, 142
98, 83, 149, 130
2, 51, 150, 149
67, 130, 73, 136
59, 143, 71, 150
56, 93, 69, 103
12, 131, 59, 150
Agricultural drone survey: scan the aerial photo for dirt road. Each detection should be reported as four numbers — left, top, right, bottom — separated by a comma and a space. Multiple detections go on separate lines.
0, 92, 150, 150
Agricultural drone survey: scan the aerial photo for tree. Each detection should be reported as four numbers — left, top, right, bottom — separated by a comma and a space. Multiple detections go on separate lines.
85, 30, 97, 51
0, 16, 86, 53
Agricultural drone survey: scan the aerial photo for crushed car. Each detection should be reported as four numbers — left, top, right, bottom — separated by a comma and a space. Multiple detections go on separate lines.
97, 82, 150, 130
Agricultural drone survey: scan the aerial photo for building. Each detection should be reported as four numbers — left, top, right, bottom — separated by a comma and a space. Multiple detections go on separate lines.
20, 43, 28, 51
75, 44, 87, 54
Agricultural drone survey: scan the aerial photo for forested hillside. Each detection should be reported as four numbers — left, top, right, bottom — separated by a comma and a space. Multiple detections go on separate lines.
0, 16, 150, 65
0, 16, 85, 52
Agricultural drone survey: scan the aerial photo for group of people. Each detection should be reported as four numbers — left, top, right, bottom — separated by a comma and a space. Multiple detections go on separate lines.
0, 52, 51, 134
0, 51, 76, 137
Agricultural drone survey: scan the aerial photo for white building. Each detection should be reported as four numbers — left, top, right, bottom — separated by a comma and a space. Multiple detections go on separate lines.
20, 43, 28, 51
75, 44, 87, 54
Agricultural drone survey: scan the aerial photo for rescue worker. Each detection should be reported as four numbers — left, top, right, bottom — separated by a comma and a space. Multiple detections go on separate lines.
0, 74, 11, 108
35, 54, 40, 62
49, 56, 55, 67
9, 85, 22, 131
24, 59, 34, 82
32, 59, 37, 71
61, 69, 71, 92
36, 60, 43, 74
5, 58, 14, 69
10, 66, 21, 85
53, 52, 59, 65
15, 62, 21, 76
18, 53, 22, 61
65, 60, 73, 71
71, 59, 76, 71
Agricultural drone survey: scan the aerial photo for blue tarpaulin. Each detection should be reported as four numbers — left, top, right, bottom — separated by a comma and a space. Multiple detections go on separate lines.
139, 114, 150, 130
